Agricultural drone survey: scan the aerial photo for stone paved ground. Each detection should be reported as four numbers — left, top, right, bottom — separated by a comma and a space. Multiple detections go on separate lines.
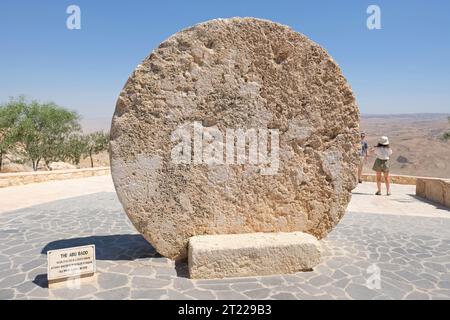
0, 176, 449, 300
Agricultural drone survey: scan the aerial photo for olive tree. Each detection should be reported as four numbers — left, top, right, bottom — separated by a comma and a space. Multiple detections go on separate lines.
17, 100, 80, 171
84, 131, 109, 168
0, 97, 26, 171
64, 134, 88, 166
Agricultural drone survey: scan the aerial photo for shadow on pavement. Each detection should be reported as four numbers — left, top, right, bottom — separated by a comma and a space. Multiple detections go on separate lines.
41, 234, 156, 260
33, 274, 48, 289
34, 234, 158, 288
407, 194, 450, 211
352, 192, 375, 195
175, 259, 189, 278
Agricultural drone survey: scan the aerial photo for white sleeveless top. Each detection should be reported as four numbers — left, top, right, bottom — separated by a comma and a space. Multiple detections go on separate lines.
374, 147, 392, 160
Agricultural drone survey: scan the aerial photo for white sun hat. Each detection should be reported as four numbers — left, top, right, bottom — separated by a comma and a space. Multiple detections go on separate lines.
378, 136, 389, 145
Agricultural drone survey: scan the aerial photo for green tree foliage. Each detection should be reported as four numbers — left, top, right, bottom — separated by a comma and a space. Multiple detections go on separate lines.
84, 131, 109, 168
0, 97, 110, 171
16, 100, 81, 170
64, 134, 88, 166
0, 97, 26, 171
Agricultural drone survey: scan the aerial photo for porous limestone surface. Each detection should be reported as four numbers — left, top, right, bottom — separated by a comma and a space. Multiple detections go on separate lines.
110, 17, 360, 259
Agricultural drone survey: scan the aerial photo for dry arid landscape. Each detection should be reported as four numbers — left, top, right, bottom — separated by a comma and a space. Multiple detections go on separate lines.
82, 113, 450, 179
1, 113, 449, 179
361, 113, 450, 179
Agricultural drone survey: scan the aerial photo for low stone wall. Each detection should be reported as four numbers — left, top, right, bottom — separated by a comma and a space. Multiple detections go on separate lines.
0, 167, 111, 188
416, 178, 450, 208
361, 174, 417, 185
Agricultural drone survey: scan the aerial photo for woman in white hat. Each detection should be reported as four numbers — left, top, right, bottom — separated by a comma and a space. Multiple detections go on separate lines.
369, 136, 392, 195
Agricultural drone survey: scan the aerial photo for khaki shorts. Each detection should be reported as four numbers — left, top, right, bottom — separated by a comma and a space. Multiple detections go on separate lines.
372, 158, 390, 172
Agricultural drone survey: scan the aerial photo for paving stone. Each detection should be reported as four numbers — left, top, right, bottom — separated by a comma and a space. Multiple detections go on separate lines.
195, 277, 257, 285
3, 244, 30, 255
405, 291, 430, 300
377, 262, 401, 271
322, 286, 348, 299
230, 282, 264, 292
259, 276, 286, 287
295, 292, 323, 300
128, 266, 155, 277
346, 283, 379, 300
334, 278, 350, 289
197, 284, 231, 291
0, 289, 15, 299
383, 277, 414, 292
214, 290, 249, 300
28, 286, 50, 298
271, 292, 297, 300
437, 281, 450, 289
395, 270, 422, 282
330, 270, 348, 280
424, 262, 447, 273
378, 281, 406, 299
412, 279, 436, 290
298, 284, 324, 296
0, 268, 17, 280
184, 289, 216, 300
282, 275, 305, 284
341, 265, 361, 276
107, 265, 132, 274
15, 280, 37, 294
98, 273, 128, 290
172, 278, 195, 292
430, 289, 450, 297
0, 273, 26, 288
49, 284, 98, 299
165, 290, 193, 300
95, 287, 130, 300
131, 289, 168, 300
20, 259, 45, 271
308, 275, 333, 287
440, 273, 450, 281
131, 276, 170, 288
243, 288, 272, 299
152, 266, 178, 276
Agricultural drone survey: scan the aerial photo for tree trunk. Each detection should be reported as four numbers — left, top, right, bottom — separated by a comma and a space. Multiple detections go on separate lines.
32, 159, 40, 171
89, 151, 93, 168
0, 150, 3, 172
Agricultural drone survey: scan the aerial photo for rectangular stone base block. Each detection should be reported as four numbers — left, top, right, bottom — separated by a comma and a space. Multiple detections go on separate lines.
188, 232, 322, 279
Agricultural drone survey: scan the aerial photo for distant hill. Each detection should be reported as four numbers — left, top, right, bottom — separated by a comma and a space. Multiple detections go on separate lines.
360, 113, 450, 179
80, 117, 112, 133
362, 113, 449, 120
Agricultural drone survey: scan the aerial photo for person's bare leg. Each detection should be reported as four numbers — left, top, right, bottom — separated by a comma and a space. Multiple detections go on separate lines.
376, 171, 382, 194
358, 159, 363, 182
384, 171, 391, 195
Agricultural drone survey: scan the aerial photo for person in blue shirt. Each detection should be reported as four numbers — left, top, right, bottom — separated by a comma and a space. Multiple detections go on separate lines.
358, 132, 368, 183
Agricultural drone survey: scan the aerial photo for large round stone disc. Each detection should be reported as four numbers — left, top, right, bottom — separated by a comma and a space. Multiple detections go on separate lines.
110, 17, 360, 260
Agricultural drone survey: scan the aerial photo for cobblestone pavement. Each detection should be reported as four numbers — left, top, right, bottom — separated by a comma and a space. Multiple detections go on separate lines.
0, 177, 449, 300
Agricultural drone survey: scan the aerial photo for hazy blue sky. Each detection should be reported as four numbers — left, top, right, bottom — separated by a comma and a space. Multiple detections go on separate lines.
1, 0, 449, 119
